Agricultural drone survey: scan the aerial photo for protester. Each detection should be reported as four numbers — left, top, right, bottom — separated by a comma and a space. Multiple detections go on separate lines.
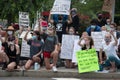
24, 29, 43, 70
86, 19, 101, 36
78, 36, 94, 50
1, 26, 20, 71
64, 27, 76, 68
43, 26, 59, 72
99, 31, 120, 72
110, 23, 120, 39
101, 26, 107, 31
70, 8, 80, 34
39, 16, 48, 33
105, 18, 112, 31
48, 12, 72, 43
97, 13, 106, 27
15, 26, 24, 38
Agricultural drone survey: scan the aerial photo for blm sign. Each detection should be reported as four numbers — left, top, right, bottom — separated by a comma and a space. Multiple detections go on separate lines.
19, 12, 29, 27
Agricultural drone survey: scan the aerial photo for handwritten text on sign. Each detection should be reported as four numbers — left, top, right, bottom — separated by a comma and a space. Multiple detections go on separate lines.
19, 12, 29, 27
51, 0, 71, 15
76, 48, 99, 73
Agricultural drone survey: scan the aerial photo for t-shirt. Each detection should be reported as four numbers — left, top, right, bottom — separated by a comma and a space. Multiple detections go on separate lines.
43, 35, 58, 52
54, 21, 68, 34
102, 41, 119, 60
27, 39, 43, 58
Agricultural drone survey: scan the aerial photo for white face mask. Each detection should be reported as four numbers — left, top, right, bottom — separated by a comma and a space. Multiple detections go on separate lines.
7, 31, 13, 35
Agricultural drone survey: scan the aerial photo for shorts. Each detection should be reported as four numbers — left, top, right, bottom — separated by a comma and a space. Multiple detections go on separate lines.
43, 51, 51, 58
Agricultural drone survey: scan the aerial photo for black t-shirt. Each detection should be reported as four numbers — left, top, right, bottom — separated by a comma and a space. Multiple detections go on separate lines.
54, 21, 68, 34
71, 15, 80, 32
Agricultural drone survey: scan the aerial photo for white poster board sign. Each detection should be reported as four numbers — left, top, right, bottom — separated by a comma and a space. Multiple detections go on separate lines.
60, 35, 79, 59
19, 12, 29, 27
91, 32, 103, 51
91, 31, 116, 51
20, 39, 30, 57
51, 0, 71, 15
72, 39, 81, 63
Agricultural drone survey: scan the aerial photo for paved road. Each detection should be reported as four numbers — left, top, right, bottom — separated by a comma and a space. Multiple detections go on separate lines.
0, 77, 120, 80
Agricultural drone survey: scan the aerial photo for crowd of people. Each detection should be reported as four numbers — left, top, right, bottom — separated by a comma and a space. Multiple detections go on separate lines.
0, 8, 120, 73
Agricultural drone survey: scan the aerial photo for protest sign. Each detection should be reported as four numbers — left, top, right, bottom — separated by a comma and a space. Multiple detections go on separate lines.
91, 32, 103, 51
76, 48, 99, 73
19, 12, 29, 27
51, 0, 71, 15
91, 31, 116, 51
20, 39, 30, 57
60, 35, 79, 59
72, 39, 81, 63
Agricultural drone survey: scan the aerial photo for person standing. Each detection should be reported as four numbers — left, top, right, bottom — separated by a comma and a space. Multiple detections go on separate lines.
70, 8, 80, 34
48, 12, 72, 43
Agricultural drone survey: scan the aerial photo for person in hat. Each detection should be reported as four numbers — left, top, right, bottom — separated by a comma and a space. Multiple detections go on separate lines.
1, 26, 20, 71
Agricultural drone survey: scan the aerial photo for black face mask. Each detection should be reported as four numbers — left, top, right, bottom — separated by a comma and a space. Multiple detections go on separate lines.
105, 38, 111, 43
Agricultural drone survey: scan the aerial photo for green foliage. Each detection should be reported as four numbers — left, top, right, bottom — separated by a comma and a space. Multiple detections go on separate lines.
0, 0, 119, 27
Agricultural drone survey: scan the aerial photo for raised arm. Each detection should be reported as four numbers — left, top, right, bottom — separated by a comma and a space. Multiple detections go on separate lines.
78, 38, 84, 48
24, 28, 30, 41
67, 14, 72, 24
48, 13, 54, 24
110, 31, 118, 46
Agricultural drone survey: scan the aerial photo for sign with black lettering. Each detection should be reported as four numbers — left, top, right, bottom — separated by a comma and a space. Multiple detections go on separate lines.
19, 12, 29, 27
51, 0, 71, 15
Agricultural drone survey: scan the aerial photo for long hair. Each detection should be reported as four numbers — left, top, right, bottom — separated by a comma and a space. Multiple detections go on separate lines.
86, 36, 94, 46
34, 31, 41, 40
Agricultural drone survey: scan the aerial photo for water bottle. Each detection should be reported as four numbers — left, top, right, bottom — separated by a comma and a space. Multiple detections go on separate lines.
34, 62, 40, 70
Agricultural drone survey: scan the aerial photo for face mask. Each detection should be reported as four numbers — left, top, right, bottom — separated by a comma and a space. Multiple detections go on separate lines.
107, 23, 110, 25
32, 36, 37, 40
91, 25, 96, 29
69, 32, 74, 35
105, 38, 111, 43
71, 11, 76, 15
7, 31, 13, 35
110, 28, 115, 31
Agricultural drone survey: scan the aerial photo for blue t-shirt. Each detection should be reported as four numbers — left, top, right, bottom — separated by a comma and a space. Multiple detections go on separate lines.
27, 39, 43, 58
86, 25, 101, 36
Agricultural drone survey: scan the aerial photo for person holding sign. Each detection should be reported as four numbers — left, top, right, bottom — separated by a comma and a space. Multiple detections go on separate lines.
43, 26, 59, 72
24, 29, 43, 70
78, 36, 94, 50
65, 27, 76, 68
99, 31, 120, 72
48, 11, 72, 43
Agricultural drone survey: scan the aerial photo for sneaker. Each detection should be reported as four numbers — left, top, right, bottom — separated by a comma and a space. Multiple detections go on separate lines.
52, 66, 57, 72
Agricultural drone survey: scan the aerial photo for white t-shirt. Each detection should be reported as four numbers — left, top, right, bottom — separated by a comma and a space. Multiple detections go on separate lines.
102, 41, 119, 60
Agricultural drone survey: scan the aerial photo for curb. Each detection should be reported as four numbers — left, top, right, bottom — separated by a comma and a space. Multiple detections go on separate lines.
0, 68, 120, 79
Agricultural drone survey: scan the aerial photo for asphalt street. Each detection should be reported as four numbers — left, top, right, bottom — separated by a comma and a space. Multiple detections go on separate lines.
0, 77, 119, 80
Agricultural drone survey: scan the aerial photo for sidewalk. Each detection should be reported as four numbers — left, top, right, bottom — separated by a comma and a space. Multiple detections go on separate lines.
0, 67, 120, 79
